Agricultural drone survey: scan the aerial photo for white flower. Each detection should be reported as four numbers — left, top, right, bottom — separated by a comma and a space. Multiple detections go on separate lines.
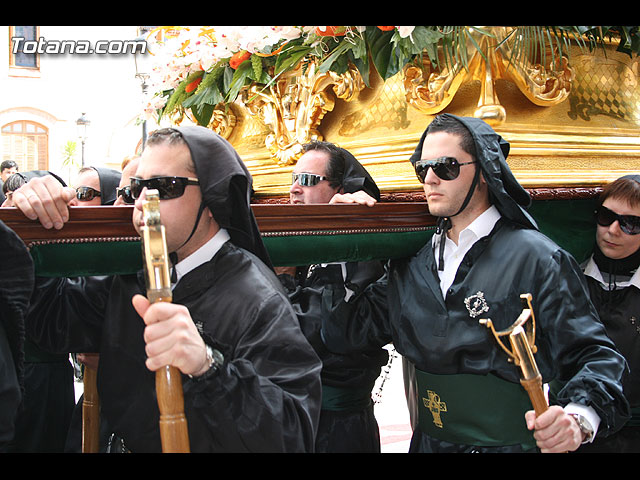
397, 26, 415, 39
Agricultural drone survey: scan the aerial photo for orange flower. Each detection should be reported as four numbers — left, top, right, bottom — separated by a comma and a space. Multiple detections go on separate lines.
185, 76, 202, 93
377, 26, 395, 31
230, 50, 251, 69
315, 26, 347, 37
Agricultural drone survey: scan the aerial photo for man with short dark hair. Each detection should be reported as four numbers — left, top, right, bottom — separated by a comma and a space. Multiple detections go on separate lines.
279, 140, 387, 452
11, 127, 322, 452
70, 166, 121, 206
322, 114, 630, 453
0, 160, 18, 204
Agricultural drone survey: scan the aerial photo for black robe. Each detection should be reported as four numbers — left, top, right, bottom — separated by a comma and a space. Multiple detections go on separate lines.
0, 219, 34, 451
322, 218, 630, 452
280, 261, 388, 452
26, 241, 322, 452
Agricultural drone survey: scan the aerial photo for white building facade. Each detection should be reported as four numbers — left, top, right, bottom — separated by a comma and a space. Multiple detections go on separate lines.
0, 26, 158, 184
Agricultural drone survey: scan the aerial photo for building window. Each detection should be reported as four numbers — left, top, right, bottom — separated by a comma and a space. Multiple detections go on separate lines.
1, 121, 48, 171
9, 26, 39, 70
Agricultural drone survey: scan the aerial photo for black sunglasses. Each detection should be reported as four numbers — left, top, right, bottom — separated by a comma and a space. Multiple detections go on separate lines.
292, 172, 327, 187
76, 186, 101, 201
414, 156, 477, 182
116, 185, 135, 205
130, 176, 199, 201
596, 205, 640, 235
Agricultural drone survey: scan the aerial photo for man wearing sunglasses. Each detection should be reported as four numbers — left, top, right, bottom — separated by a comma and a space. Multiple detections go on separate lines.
10, 127, 322, 452
70, 166, 121, 206
279, 141, 388, 453
321, 114, 629, 453
567, 175, 640, 453
64, 159, 139, 453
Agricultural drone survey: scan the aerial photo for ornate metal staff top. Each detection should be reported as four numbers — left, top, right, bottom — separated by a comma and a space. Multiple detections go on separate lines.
480, 293, 548, 415
141, 190, 172, 304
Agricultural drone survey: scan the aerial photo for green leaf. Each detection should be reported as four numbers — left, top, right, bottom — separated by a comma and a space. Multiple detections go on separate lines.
274, 45, 312, 75
251, 54, 263, 81
191, 102, 215, 127
182, 83, 223, 109
195, 62, 225, 94
366, 28, 403, 80
318, 40, 353, 74
162, 84, 187, 118
225, 61, 253, 103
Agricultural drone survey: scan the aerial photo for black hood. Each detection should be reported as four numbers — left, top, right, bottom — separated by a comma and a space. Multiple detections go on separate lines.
409, 113, 537, 230
339, 148, 380, 201
0, 219, 34, 392
90, 167, 121, 205
174, 126, 272, 269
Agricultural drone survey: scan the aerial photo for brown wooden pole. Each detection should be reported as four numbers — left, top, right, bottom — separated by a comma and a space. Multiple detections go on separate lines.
81, 366, 100, 453
156, 365, 191, 452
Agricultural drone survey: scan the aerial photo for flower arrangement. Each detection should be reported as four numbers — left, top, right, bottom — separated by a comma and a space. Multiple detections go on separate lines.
142, 26, 639, 128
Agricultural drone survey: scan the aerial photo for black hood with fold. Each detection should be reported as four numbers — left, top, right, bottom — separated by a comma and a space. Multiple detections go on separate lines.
174, 126, 272, 269
339, 148, 380, 201
90, 167, 121, 205
409, 113, 537, 230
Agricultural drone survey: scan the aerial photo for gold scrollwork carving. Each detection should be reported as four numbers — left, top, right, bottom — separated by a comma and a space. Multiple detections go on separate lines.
206, 105, 237, 140
242, 60, 365, 165
403, 27, 574, 126
169, 105, 237, 140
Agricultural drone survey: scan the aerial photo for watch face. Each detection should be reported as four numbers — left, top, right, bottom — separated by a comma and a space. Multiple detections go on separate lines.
211, 349, 224, 368
571, 414, 594, 442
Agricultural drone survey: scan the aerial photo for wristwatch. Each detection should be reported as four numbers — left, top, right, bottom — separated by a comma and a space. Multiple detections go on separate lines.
205, 345, 224, 373
189, 344, 224, 379
569, 414, 594, 443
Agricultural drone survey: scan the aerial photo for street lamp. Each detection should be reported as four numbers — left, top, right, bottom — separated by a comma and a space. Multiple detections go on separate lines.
76, 112, 90, 167
134, 36, 150, 152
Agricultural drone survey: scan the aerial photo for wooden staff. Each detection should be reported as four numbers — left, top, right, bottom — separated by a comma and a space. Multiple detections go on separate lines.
82, 365, 100, 452
479, 294, 548, 414
141, 190, 190, 453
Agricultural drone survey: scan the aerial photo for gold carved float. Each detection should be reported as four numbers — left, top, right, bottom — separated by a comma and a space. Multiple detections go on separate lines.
145, 27, 640, 199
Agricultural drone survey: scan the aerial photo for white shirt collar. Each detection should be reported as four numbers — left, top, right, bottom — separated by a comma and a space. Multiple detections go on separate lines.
463, 204, 502, 242
583, 254, 640, 290
433, 205, 501, 250
173, 228, 230, 286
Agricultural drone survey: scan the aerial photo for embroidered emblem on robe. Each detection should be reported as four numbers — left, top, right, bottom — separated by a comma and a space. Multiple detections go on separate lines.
464, 291, 490, 318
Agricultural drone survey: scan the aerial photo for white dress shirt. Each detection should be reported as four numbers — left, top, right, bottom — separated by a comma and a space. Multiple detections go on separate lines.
433, 205, 501, 298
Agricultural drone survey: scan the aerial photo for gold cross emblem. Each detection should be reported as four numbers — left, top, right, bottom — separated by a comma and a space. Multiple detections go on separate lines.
423, 390, 447, 428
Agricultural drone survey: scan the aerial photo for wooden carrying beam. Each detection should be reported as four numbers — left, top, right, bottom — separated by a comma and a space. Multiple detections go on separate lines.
0, 205, 139, 243
0, 203, 436, 275
0, 203, 433, 242
0, 193, 599, 273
